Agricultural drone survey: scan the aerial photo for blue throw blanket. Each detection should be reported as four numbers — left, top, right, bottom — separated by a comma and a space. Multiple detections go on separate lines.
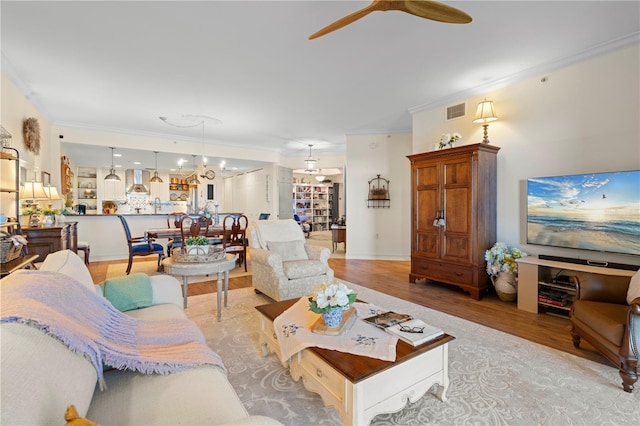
1, 270, 225, 387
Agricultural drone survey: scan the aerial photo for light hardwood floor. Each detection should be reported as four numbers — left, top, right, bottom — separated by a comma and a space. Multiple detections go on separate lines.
88, 256, 608, 365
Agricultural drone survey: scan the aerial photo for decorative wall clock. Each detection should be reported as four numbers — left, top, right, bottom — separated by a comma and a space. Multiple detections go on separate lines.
23, 117, 41, 154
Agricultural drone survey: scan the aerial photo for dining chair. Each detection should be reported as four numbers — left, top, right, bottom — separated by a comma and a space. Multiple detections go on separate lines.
222, 213, 249, 271
166, 212, 185, 257
179, 215, 211, 247
117, 215, 165, 275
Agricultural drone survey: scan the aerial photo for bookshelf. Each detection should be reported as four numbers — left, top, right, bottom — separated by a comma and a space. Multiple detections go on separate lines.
292, 184, 330, 231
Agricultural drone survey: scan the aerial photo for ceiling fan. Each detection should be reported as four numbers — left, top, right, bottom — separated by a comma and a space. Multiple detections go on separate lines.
309, 0, 472, 40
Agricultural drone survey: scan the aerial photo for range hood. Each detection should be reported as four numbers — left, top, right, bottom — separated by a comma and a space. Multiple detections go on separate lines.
125, 169, 150, 194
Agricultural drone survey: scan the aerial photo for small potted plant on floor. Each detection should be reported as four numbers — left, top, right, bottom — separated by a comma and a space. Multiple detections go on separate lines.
185, 235, 210, 255
485, 242, 528, 302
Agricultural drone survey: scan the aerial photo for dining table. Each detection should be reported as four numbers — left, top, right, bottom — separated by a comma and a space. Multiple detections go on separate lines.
145, 226, 225, 240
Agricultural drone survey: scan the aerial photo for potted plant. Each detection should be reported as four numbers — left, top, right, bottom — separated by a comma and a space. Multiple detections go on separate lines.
309, 282, 357, 328
438, 132, 461, 149
185, 235, 210, 255
485, 242, 528, 302
369, 187, 388, 200
41, 207, 60, 227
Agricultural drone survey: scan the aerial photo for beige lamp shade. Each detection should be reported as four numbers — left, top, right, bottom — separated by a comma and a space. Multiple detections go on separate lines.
473, 100, 498, 123
20, 180, 48, 201
44, 185, 62, 200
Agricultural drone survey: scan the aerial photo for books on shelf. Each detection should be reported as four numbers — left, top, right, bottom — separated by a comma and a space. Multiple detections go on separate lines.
362, 311, 444, 347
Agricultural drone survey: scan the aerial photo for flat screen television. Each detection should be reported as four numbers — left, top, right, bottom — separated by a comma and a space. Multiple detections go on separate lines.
527, 170, 640, 257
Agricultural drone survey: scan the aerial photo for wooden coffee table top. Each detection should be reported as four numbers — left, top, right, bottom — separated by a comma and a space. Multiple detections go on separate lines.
255, 298, 455, 383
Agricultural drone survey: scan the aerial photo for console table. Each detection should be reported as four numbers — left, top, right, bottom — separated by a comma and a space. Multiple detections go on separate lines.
21, 222, 78, 263
330, 225, 346, 252
516, 256, 636, 314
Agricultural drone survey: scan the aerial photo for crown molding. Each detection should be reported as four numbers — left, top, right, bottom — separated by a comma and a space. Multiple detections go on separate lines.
408, 31, 640, 115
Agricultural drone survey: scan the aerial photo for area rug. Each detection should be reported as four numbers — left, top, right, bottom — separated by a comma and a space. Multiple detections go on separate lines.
106, 260, 251, 283
185, 284, 640, 425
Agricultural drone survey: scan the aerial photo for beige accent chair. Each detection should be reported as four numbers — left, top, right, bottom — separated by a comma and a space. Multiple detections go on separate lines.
249, 219, 334, 301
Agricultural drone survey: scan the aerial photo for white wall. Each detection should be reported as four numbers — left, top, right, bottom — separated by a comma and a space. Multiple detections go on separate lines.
412, 45, 640, 267
1, 73, 57, 220
345, 133, 412, 260
223, 166, 274, 223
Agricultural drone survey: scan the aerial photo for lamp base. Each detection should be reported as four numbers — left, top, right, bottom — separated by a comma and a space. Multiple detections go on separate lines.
29, 214, 40, 228
481, 124, 491, 144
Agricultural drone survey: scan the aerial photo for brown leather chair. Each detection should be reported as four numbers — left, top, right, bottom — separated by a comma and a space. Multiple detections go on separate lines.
570, 272, 639, 392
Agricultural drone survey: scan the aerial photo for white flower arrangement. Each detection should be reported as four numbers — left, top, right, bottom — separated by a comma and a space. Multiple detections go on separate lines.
308, 282, 357, 314
439, 132, 461, 149
485, 242, 528, 276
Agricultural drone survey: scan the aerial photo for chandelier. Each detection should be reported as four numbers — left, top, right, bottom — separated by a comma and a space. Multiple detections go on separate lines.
304, 144, 319, 173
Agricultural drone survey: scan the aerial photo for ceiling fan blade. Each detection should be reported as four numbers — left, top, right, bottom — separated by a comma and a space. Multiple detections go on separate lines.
401, 0, 472, 24
309, 4, 377, 40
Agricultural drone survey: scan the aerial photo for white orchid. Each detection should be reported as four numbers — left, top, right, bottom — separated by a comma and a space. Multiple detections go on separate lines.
439, 132, 461, 149
308, 282, 356, 314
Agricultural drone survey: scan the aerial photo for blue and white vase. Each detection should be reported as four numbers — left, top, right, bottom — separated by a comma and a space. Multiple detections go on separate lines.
322, 307, 343, 328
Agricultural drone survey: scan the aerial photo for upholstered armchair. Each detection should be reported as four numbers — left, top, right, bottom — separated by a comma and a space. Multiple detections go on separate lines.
249, 219, 334, 301
570, 271, 639, 392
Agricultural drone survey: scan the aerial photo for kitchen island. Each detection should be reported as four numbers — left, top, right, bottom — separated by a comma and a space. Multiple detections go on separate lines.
67, 214, 176, 262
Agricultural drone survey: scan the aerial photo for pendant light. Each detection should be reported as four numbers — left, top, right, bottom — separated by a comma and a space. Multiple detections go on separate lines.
188, 155, 200, 186
149, 151, 163, 183
104, 147, 121, 181
304, 144, 318, 172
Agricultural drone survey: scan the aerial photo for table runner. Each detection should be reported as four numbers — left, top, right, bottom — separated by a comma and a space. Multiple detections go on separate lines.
273, 298, 398, 362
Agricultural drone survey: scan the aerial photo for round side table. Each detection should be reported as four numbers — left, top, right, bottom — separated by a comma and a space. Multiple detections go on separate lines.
163, 253, 237, 321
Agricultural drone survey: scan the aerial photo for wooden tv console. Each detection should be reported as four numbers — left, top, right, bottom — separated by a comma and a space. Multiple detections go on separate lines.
516, 256, 637, 314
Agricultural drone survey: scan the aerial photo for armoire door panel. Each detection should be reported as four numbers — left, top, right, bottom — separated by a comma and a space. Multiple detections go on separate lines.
416, 232, 439, 258
443, 159, 471, 186
416, 163, 439, 187
416, 189, 439, 230
443, 187, 470, 233
442, 234, 471, 261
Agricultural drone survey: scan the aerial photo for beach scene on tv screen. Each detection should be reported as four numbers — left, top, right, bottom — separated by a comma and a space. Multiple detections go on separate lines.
527, 171, 640, 256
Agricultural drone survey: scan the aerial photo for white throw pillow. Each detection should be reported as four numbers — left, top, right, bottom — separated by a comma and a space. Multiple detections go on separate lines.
627, 269, 640, 305
39, 249, 95, 292
267, 240, 308, 262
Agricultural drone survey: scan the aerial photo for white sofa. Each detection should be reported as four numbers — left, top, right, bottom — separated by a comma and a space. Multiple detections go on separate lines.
249, 219, 334, 301
0, 250, 281, 426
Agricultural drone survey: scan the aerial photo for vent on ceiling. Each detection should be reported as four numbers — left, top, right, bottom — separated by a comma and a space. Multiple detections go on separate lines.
446, 103, 465, 120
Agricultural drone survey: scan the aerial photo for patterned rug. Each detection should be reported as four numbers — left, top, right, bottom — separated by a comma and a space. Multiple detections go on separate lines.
185, 284, 640, 425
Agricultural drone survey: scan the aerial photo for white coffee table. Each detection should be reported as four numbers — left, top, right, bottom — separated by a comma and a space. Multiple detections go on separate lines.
163, 253, 237, 321
256, 299, 454, 425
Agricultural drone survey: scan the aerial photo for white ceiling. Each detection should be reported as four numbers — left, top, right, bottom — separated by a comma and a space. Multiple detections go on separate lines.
2, 1, 639, 171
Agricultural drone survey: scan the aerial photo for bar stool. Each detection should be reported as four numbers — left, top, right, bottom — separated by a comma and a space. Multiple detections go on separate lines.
77, 241, 90, 265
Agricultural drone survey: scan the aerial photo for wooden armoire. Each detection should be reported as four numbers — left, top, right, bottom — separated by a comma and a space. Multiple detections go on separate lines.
408, 143, 500, 300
